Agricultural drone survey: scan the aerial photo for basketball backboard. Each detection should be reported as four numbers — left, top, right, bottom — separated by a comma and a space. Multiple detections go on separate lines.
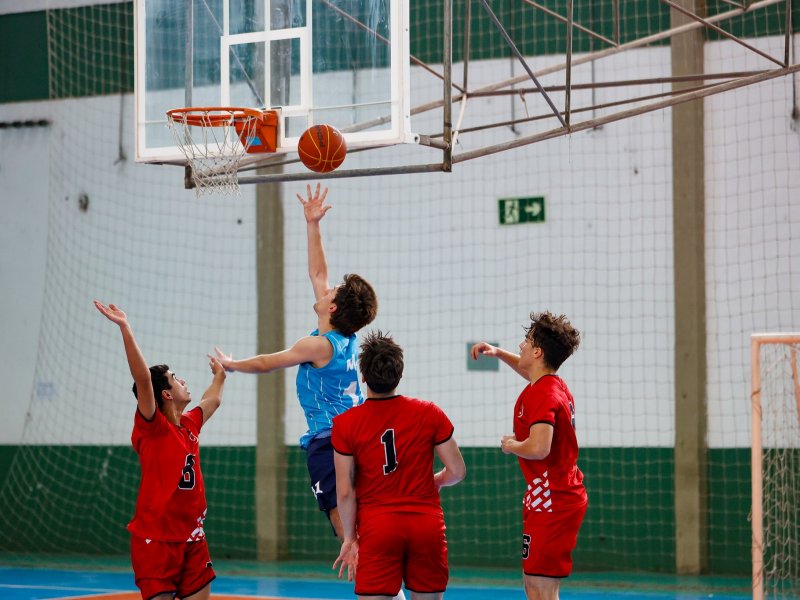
136, 0, 800, 184
135, 0, 412, 163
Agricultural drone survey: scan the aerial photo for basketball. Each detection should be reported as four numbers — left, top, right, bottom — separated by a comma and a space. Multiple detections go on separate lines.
297, 124, 347, 173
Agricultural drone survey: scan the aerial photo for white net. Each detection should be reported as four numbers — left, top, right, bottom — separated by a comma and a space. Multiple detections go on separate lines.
166, 108, 265, 196
753, 338, 800, 600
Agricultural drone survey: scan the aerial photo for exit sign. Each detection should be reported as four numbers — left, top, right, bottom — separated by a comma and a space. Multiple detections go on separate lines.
498, 196, 545, 225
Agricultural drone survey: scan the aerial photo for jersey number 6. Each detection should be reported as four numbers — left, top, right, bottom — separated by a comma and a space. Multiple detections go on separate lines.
178, 454, 196, 490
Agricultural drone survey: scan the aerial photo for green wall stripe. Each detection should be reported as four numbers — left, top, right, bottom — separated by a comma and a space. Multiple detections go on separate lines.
0, 445, 752, 574
0, 12, 49, 103
2, 1, 797, 104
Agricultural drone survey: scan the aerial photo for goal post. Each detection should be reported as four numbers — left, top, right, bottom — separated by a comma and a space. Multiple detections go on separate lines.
750, 333, 800, 600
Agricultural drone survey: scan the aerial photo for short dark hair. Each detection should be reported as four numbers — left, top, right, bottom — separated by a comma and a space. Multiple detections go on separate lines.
524, 312, 580, 371
359, 330, 403, 394
131, 364, 171, 410
331, 273, 378, 337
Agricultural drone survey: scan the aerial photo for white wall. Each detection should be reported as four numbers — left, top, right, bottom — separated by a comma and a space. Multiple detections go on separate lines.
0, 102, 50, 444
1, 42, 798, 450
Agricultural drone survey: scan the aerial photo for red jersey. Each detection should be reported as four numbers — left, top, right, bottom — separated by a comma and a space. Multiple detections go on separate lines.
513, 375, 587, 513
128, 406, 208, 542
332, 395, 454, 518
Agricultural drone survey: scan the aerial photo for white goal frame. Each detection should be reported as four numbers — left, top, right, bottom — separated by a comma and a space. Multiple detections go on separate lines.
750, 333, 800, 600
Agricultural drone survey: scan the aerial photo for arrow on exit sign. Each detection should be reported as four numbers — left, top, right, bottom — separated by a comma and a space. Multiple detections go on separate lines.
498, 196, 546, 225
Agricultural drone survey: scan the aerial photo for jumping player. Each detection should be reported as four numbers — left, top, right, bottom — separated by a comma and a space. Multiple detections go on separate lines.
94, 300, 226, 600
332, 331, 466, 600
471, 311, 585, 600
213, 184, 378, 540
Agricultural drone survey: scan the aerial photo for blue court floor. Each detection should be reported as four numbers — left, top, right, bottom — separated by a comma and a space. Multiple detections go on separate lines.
0, 562, 761, 600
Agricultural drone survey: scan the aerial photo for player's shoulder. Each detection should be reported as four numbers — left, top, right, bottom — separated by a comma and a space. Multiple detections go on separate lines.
522, 377, 559, 405
403, 395, 433, 406
181, 406, 204, 430
398, 395, 445, 416
133, 405, 166, 430
322, 328, 356, 347
531, 374, 568, 393
536, 376, 575, 408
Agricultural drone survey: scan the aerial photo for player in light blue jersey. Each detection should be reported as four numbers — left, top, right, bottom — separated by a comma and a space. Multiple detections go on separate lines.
296, 326, 362, 449
213, 183, 378, 539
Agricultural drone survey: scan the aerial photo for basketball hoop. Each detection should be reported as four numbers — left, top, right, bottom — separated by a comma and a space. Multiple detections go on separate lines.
166, 107, 278, 195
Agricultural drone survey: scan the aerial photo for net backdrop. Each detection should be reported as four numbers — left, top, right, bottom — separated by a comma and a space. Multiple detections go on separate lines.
0, 0, 798, 579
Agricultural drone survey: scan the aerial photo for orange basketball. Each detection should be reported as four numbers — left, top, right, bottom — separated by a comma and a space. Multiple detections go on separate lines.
297, 124, 347, 173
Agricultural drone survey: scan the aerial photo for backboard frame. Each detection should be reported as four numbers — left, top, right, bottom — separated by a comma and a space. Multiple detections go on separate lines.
134, 0, 415, 164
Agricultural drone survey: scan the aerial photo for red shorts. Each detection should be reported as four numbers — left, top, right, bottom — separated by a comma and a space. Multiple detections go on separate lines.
356, 511, 448, 596
130, 535, 215, 600
522, 502, 587, 578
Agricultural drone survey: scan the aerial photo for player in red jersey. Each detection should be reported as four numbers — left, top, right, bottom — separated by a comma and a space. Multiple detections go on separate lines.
332, 331, 466, 600
472, 311, 585, 600
95, 301, 226, 600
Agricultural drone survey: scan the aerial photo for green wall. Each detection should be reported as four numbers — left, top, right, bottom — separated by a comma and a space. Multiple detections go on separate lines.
0, 444, 751, 574
2, 0, 797, 103
0, 12, 49, 102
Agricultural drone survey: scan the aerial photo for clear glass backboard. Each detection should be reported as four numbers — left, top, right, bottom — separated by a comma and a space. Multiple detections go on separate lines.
135, 0, 412, 163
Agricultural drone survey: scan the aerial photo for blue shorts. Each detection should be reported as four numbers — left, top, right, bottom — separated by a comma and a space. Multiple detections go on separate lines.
306, 435, 337, 513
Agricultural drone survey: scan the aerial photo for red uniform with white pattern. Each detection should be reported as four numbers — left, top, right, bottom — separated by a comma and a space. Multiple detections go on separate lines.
129, 406, 215, 599
513, 374, 587, 577
332, 395, 454, 596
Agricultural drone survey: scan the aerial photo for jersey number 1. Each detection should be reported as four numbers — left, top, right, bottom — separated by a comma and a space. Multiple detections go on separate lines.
381, 429, 398, 475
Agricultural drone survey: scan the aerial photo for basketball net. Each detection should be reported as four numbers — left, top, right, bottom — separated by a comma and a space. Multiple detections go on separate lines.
166, 107, 268, 196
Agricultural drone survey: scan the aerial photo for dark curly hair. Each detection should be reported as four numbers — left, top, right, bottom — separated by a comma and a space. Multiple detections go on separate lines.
359, 330, 403, 394
524, 312, 580, 371
131, 364, 171, 410
331, 273, 378, 337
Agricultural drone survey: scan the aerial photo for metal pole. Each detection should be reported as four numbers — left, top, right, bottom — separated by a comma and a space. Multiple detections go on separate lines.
661, 0, 786, 67
565, 0, 573, 126
406, 0, 785, 117
184, 0, 194, 188
475, 0, 567, 127
237, 163, 447, 184
750, 336, 764, 600
784, 0, 792, 66
185, 0, 193, 106
443, 0, 453, 170
450, 65, 800, 163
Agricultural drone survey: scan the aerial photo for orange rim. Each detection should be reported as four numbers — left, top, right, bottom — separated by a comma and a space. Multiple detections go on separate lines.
167, 106, 265, 127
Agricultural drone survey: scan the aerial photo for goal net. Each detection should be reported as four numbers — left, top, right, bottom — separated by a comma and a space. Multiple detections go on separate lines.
751, 335, 800, 600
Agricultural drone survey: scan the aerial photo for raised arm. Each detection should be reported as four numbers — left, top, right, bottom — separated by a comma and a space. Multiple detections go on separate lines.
214, 335, 333, 374
332, 450, 358, 581
470, 342, 529, 381
433, 437, 467, 490
197, 355, 226, 424
296, 183, 332, 301
94, 301, 157, 420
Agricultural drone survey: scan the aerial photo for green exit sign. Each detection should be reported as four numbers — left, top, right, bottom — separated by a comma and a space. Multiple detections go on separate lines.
498, 196, 545, 225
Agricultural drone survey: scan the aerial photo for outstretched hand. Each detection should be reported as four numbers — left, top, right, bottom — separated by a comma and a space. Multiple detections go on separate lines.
94, 300, 129, 327
212, 347, 235, 372
297, 183, 331, 224
470, 342, 498, 360
332, 538, 359, 581
208, 355, 226, 378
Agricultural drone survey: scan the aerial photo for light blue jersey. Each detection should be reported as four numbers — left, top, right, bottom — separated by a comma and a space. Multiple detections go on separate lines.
296, 329, 363, 449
